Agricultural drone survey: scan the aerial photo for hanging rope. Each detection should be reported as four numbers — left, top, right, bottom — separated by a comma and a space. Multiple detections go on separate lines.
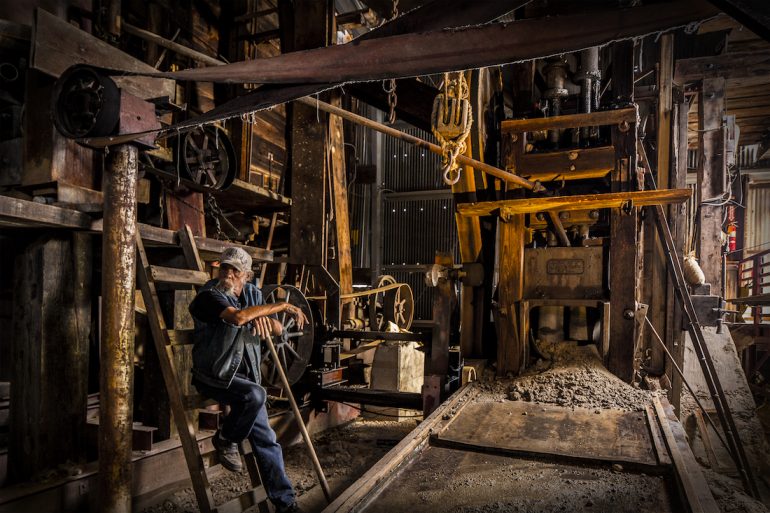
431, 72, 472, 186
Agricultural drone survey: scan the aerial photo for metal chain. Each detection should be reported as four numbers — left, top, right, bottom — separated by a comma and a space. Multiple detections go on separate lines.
384, 79, 397, 124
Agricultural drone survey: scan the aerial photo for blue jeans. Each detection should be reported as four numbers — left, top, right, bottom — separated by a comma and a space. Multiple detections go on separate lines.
194, 375, 296, 508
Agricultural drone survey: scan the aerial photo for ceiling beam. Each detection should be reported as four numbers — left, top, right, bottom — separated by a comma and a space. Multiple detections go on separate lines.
707, 0, 770, 42
162, 0, 720, 84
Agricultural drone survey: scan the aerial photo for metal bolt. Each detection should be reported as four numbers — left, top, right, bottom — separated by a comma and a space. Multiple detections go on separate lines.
623, 309, 634, 319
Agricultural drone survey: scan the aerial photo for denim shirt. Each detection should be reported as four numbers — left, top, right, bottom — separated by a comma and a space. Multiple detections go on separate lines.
189, 280, 264, 389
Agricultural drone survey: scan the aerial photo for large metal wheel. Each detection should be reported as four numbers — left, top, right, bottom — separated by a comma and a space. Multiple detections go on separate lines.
178, 125, 237, 190
52, 65, 120, 139
260, 285, 314, 387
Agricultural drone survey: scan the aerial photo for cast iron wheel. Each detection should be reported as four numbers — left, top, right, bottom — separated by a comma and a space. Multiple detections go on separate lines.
260, 284, 314, 387
52, 65, 120, 139
179, 125, 237, 191
383, 283, 414, 330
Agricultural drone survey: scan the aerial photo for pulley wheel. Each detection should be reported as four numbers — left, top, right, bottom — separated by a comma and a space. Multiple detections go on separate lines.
178, 125, 237, 191
52, 65, 120, 139
383, 283, 414, 330
260, 285, 314, 387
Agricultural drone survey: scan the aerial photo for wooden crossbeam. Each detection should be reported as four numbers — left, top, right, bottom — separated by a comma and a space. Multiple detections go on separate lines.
457, 189, 692, 217
163, 1, 719, 84
502, 108, 637, 134
515, 146, 615, 181
675, 51, 770, 82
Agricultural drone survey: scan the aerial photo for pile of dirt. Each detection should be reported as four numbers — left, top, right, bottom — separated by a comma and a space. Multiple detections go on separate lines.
476, 341, 661, 412
704, 470, 770, 513
141, 418, 416, 513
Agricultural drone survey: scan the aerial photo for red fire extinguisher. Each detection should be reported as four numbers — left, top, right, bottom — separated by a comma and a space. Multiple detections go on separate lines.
727, 222, 737, 252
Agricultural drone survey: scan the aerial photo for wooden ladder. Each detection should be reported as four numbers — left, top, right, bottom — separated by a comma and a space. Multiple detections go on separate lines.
135, 226, 270, 513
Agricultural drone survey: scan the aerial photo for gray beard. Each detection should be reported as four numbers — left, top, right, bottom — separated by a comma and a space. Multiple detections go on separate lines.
214, 279, 236, 297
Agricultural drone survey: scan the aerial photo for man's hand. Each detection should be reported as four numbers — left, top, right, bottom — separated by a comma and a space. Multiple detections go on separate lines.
251, 316, 273, 339
284, 303, 308, 330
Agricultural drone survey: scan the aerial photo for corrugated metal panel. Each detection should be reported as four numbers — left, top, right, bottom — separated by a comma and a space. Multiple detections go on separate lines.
382, 124, 444, 192
745, 182, 770, 256
383, 195, 459, 265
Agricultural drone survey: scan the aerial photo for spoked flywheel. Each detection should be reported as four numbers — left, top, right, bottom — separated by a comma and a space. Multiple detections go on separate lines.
260, 285, 314, 387
179, 125, 237, 191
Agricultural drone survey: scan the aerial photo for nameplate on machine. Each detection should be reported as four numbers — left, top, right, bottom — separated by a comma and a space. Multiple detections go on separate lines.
546, 259, 585, 275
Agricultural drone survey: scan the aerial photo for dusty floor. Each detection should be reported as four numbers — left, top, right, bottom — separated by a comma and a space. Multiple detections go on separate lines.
142, 341, 769, 513
141, 418, 417, 513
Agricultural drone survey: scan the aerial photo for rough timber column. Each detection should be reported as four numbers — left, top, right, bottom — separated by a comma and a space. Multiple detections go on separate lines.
99, 144, 139, 513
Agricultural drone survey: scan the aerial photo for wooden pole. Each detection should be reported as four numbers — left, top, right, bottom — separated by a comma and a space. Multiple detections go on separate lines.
123, 22, 225, 67
264, 335, 332, 502
295, 96, 542, 191
99, 144, 139, 513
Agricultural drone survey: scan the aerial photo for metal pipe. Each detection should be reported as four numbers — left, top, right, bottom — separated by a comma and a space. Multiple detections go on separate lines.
296, 96, 543, 191
123, 22, 225, 67
547, 212, 571, 247
99, 144, 139, 513
263, 335, 332, 502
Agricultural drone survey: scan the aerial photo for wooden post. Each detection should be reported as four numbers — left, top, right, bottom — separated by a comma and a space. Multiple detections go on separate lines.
697, 78, 726, 296
648, 34, 674, 373
497, 214, 525, 375
608, 40, 641, 382
99, 144, 139, 513
286, 0, 333, 266
668, 95, 690, 416
330, 94, 354, 318
9, 233, 91, 482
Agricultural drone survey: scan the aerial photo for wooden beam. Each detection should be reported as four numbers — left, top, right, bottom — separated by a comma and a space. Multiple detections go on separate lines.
497, 214, 525, 375
163, 1, 719, 84
457, 189, 691, 217
329, 94, 354, 316
705, 0, 770, 43
31, 8, 174, 100
608, 40, 640, 383
516, 146, 615, 181
287, 0, 333, 267
0, 194, 93, 229
697, 78, 726, 295
502, 108, 637, 134
675, 51, 770, 82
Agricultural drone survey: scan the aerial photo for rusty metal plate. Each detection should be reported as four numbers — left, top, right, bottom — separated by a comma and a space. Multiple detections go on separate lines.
523, 247, 605, 299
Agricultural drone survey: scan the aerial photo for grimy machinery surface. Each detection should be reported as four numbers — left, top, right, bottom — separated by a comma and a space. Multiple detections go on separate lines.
323, 385, 721, 513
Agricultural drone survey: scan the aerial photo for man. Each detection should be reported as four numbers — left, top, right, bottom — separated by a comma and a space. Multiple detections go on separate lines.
189, 247, 308, 513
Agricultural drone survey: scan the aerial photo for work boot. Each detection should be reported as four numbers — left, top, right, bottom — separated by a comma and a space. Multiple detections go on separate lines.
212, 430, 243, 472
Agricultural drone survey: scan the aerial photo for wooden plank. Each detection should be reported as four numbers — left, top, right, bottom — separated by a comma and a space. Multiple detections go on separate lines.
697, 78, 726, 296
456, 189, 691, 217
329, 95, 354, 317
9, 234, 91, 481
179, 225, 205, 273
165, 2, 719, 85
503, 108, 637, 134
706, 0, 770, 43
652, 397, 721, 513
165, 191, 205, 238
0, 194, 93, 229
31, 8, 174, 100
516, 146, 615, 181
675, 51, 770, 82
217, 487, 269, 513
433, 401, 660, 469
149, 266, 210, 286
211, 178, 292, 215
645, 404, 673, 466
322, 385, 479, 513
497, 214, 525, 375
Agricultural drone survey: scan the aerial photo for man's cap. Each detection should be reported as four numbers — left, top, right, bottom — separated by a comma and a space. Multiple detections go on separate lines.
219, 247, 252, 273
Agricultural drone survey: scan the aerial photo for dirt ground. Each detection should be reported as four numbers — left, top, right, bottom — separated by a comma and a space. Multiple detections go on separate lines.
141, 418, 417, 513
142, 340, 768, 513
